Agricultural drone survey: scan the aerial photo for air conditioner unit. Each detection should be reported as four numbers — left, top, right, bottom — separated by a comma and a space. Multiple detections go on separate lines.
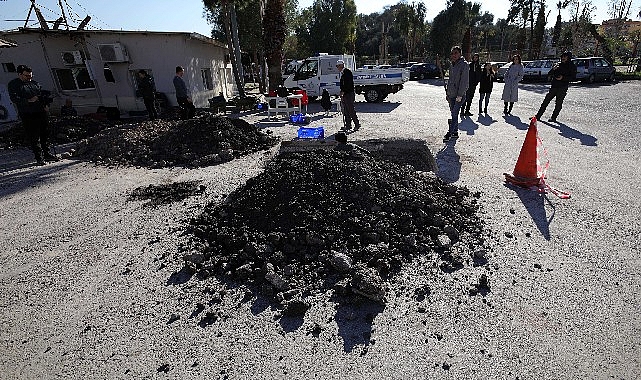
61, 50, 83, 65
98, 43, 129, 63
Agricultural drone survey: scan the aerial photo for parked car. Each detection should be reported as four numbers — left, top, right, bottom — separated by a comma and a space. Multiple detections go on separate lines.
496, 61, 531, 81
397, 62, 418, 69
572, 57, 616, 83
496, 62, 511, 82
409, 63, 440, 80
375, 64, 392, 70
523, 59, 557, 81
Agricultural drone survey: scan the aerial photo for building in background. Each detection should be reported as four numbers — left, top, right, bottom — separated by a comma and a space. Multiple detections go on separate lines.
0, 28, 234, 117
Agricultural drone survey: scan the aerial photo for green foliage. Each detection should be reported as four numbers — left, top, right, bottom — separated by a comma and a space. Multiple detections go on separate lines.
296, 0, 358, 55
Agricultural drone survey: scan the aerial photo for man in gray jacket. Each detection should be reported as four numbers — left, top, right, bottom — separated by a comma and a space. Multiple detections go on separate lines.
444, 46, 469, 142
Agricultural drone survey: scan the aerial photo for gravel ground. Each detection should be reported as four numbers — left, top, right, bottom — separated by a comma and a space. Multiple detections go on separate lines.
1, 79, 640, 379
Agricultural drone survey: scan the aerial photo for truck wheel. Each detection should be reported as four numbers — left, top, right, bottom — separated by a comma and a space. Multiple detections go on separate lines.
588, 74, 596, 84
419, 73, 425, 80
364, 88, 382, 103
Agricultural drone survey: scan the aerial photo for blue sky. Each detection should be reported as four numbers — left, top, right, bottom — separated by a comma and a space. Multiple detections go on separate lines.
0, 0, 635, 36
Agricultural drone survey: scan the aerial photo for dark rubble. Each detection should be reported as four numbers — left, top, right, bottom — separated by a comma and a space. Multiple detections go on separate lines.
187, 149, 489, 314
72, 113, 279, 168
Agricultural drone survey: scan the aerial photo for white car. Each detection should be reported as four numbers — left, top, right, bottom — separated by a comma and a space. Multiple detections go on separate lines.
523, 59, 557, 81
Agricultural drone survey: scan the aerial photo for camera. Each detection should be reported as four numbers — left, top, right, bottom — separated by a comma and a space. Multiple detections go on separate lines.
39, 90, 54, 106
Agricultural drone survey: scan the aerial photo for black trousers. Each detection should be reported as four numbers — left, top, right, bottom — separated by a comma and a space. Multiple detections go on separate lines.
176, 97, 196, 120
20, 111, 49, 159
537, 87, 568, 119
464, 82, 479, 112
341, 92, 360, 129
143, 97, 158, 120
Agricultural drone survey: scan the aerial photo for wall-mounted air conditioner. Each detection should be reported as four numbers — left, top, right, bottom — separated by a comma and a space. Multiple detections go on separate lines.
61, 50, 83, 65
98, 43, 129, 63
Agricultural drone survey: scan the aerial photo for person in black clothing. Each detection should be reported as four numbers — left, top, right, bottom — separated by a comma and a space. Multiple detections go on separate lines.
478, 62, 496, 115
8, 64, 58, 165
535, 51, 577, 123
337, 59, 361, 131
320, 88, 332, 115
463, 53, 482, 116
137, 70, 158, 120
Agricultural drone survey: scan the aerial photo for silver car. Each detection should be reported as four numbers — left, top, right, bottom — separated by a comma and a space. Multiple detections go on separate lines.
572, 57, 616, 83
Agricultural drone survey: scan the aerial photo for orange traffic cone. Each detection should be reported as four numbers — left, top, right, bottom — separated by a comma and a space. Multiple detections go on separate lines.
503, 117, 571, 198
504, 117, 545, 187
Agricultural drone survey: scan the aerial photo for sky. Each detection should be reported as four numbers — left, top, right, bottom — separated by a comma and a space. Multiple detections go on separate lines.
1, 0, 639, 36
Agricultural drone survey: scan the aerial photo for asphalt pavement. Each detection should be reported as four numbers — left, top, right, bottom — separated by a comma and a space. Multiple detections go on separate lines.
0, 78, 639, 379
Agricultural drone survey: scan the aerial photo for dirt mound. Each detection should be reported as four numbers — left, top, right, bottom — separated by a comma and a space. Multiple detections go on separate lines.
72, 114, 279, 168
0, 116, 111, 150
128, 181, 206, 207
186, 149, 488, 315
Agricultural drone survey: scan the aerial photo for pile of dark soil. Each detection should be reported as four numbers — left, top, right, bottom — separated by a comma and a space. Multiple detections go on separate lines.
73, 114, 279, 168
0, 116, 111, 149
186, 149, 488, 315
129, 181, 205, 207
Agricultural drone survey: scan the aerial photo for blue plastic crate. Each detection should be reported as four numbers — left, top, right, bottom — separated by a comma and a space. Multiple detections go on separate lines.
289, 113, 310, 125
297, 126, 324, 139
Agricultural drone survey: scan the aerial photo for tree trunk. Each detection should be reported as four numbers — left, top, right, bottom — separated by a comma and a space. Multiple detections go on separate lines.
224, 3, 245, 97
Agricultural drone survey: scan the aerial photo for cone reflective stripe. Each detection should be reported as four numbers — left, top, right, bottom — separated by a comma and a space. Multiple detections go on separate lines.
503, 117, 571, 199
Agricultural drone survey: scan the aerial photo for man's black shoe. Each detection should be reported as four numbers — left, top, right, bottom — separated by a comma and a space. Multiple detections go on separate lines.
43, 153, 60, 162
35, 159, 46, 166
451, 132, 459, 139
443, 133, 451, 142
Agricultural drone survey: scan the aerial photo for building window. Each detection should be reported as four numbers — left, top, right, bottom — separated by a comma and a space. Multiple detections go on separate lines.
201, 68, 213, 90
2, 62, 16, 73
54, 68, 95, 90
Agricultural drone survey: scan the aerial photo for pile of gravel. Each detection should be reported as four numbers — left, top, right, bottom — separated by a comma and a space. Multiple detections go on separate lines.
73, 113, 279, 168
186, 149, 488, 315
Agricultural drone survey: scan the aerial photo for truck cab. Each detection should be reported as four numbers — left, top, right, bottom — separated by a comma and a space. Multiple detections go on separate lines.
284, 54, 355, 98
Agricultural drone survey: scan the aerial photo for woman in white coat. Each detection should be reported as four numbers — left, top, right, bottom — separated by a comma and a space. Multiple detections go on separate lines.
501, 54, 524, 115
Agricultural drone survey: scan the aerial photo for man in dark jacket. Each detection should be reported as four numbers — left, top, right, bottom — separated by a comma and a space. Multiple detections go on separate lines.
8, 65, 58, 165
137, 70, 158, 120
173, 66, 195, 120
463, 53, 482, 116
337, 59, 361, 131
535, 51, 577, 123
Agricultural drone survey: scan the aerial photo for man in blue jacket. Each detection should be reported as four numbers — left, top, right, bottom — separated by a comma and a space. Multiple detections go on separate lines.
173, 66, 195, 120
8, 65, 58, 165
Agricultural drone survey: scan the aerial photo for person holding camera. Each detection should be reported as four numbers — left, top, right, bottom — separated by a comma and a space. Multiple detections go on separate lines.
8, 64, 58, 165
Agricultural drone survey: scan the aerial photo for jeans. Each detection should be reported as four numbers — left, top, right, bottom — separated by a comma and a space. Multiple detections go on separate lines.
447, 96, 464, 134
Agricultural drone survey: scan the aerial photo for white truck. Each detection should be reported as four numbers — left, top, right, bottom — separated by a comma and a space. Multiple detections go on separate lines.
283, 54, 409, 103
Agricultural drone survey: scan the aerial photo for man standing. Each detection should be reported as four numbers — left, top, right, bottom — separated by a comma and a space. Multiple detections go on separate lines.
534, 51, 576, 123
337, 59, 361, 132
137, 70, 158, 120
463, 53, 481, 117
173, 66, 195, 120
8, 65, 58, 165
444, 46, 469, 142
